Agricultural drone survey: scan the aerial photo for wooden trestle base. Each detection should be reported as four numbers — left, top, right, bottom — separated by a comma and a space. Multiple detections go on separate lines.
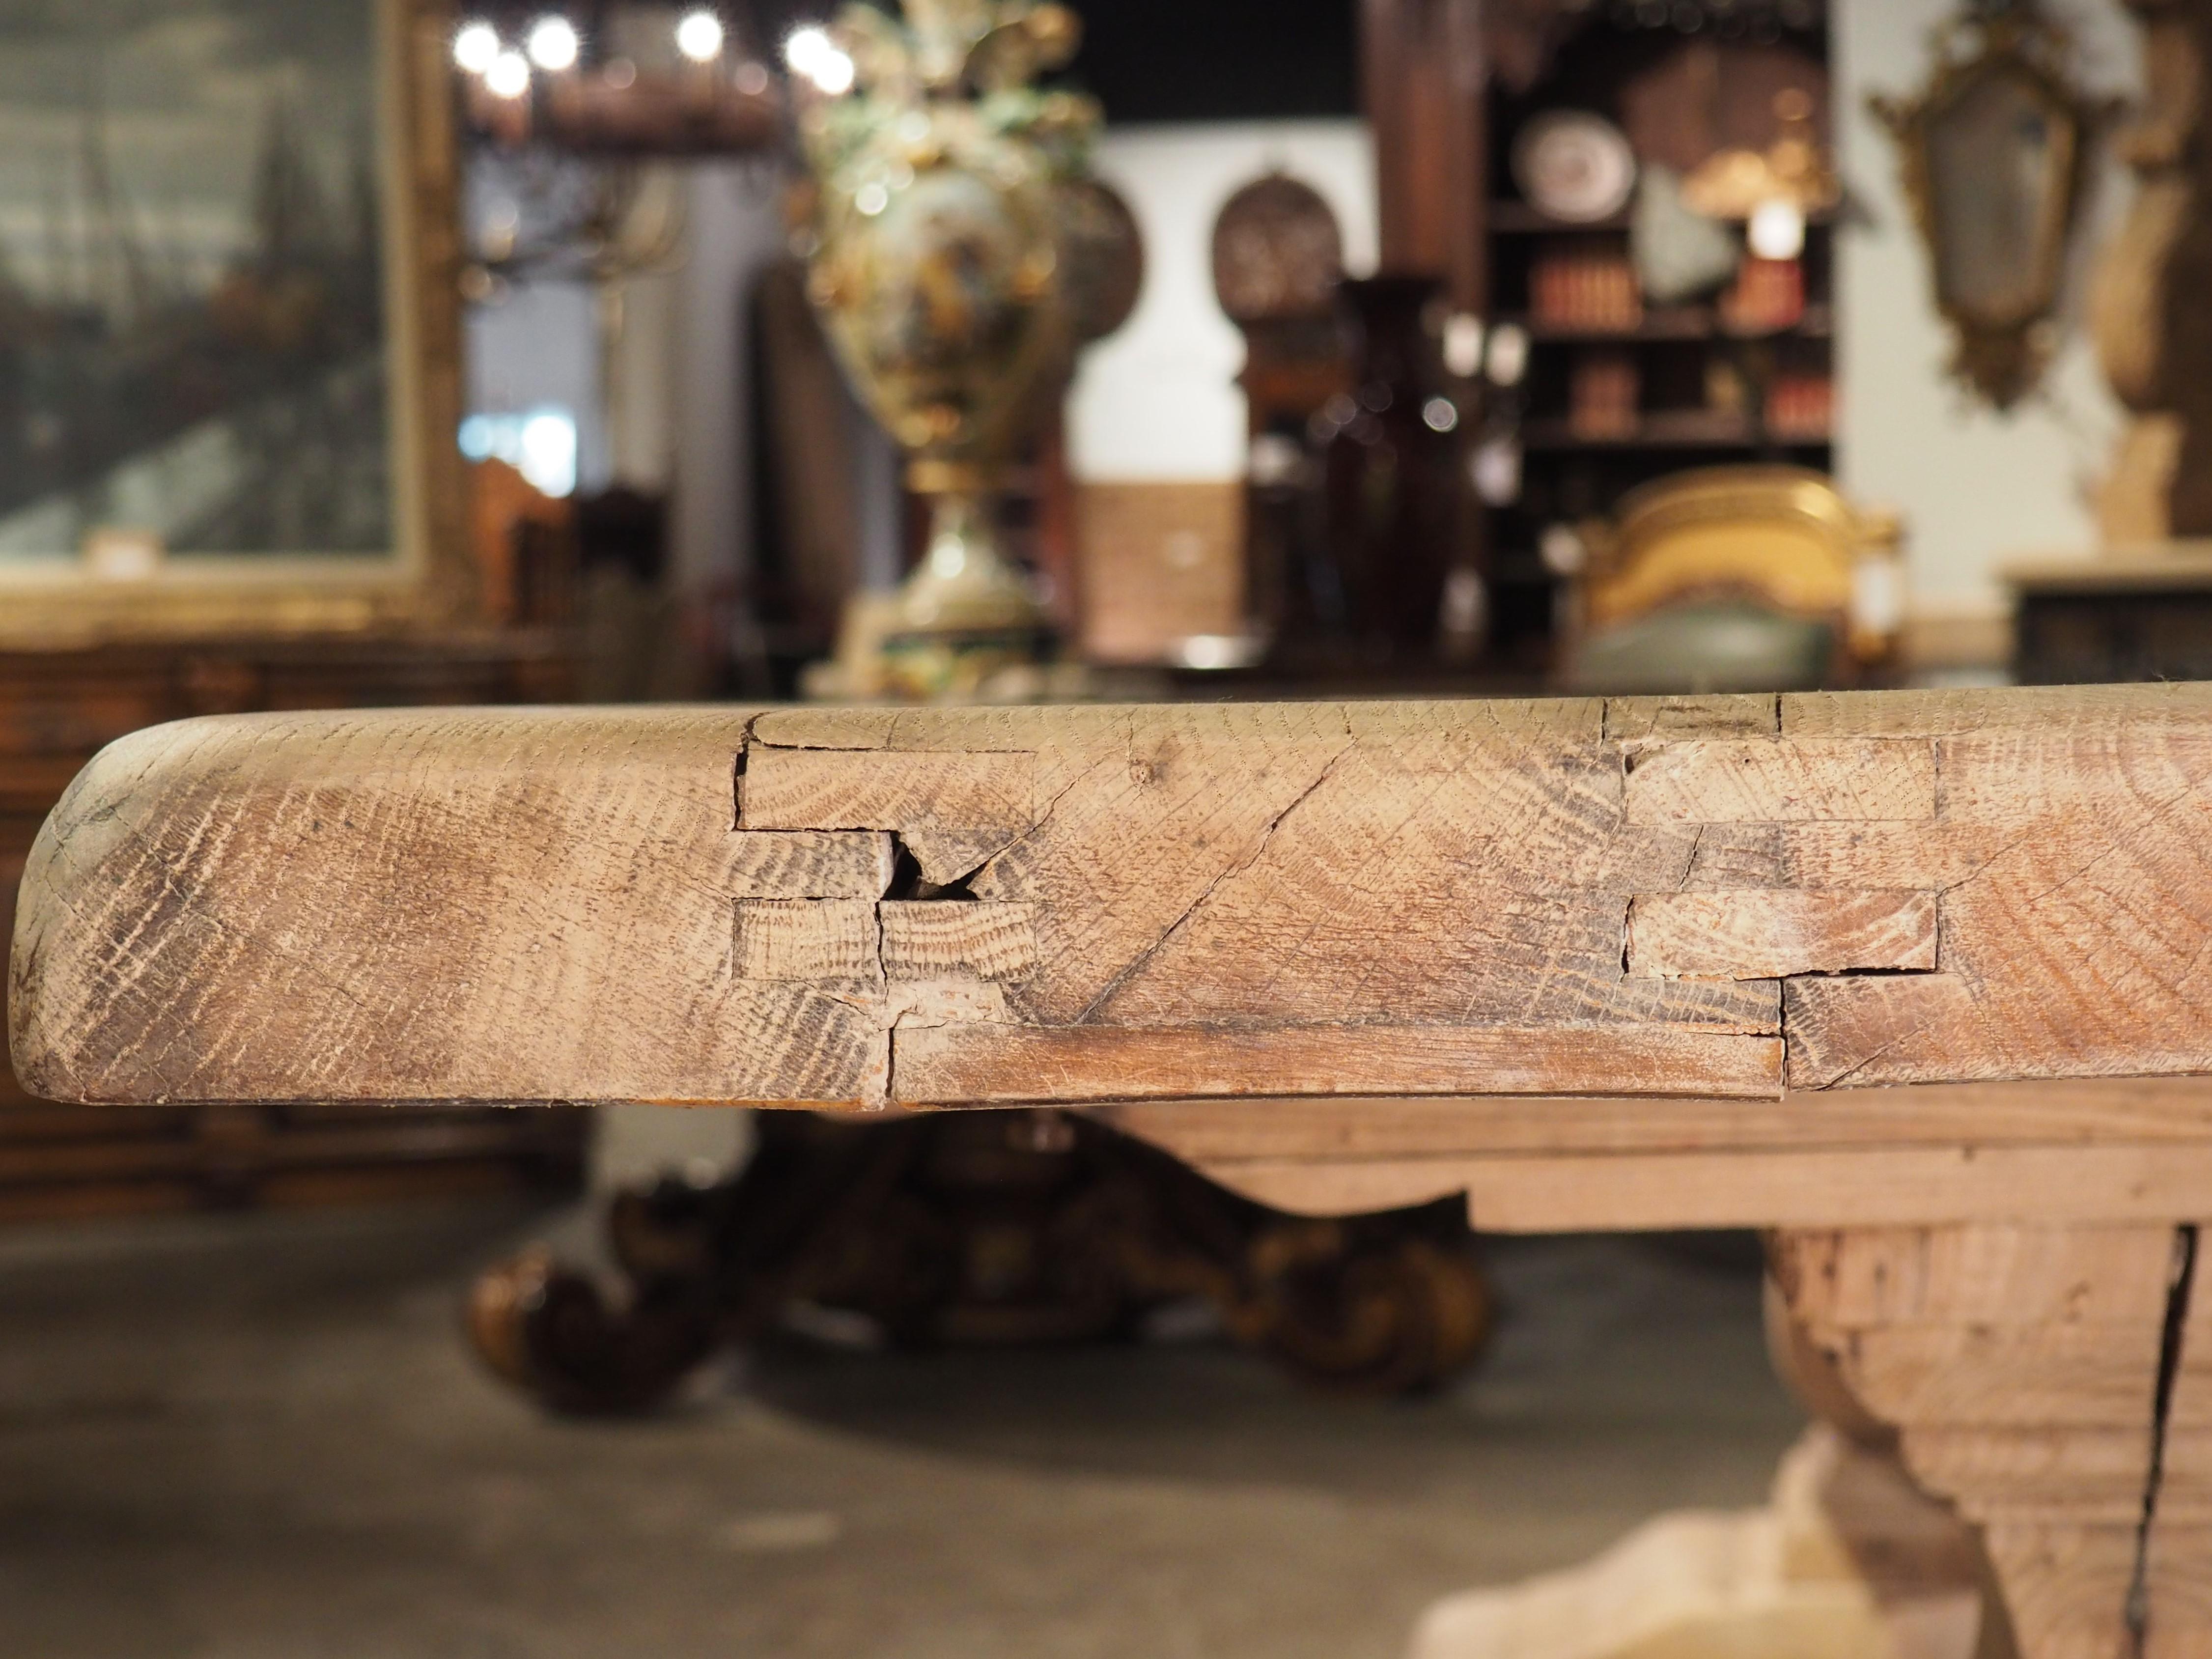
18, 686, 2212, 1656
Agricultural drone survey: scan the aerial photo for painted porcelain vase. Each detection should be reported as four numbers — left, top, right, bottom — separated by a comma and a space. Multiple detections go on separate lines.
796, 0, 1098, 697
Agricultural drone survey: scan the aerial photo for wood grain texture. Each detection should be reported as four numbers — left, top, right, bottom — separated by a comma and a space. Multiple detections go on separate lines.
1601, 692, 1779, 741
1198, 1146, 2212, 1232
11, 709, 880, 1106
1623, 738, 1937, 823
892, 1023, 1786, 1107
1093, 1078, 2212, 1162
735, 900, 878, 983
726, 831, 894, 899
739, 745, 1036, 832
19, 685, 2212, 1116
1627, 890, 1938, 979
1773, 1224, 2179, 1659
878, 902, 1036, 983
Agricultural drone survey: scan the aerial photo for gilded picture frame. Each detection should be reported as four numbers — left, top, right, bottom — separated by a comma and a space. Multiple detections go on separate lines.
0, 0, 472, 646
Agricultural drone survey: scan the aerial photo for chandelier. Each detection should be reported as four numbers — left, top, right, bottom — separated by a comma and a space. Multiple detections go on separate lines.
449, 3, 784, 154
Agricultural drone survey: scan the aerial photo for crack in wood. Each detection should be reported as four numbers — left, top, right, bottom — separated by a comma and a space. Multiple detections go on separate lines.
2128, 1223, 2200, 1654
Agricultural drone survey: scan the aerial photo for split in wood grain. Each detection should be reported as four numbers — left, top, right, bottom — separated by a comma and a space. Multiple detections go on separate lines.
1628, 890, 1938, 979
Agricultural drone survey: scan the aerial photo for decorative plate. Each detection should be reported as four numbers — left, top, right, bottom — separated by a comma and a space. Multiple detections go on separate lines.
1512, 112, 1638, 224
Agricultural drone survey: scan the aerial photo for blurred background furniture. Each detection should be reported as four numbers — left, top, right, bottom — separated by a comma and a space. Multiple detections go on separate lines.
2008, 548, 2212, 684
1355, 0, 1839, 677
1554, 464, 1902, 693
473, 1108, 1494, 1413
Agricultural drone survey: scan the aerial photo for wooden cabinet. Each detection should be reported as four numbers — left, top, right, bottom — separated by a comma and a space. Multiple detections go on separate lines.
0, 632, 587, 1223
2009, 554, 2212, 685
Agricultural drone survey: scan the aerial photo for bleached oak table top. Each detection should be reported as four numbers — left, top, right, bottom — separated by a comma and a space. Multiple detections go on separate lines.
16, 685, 2212, 1657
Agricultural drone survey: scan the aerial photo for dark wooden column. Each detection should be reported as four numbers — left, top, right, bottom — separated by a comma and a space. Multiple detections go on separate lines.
1360, 0, 1488, 313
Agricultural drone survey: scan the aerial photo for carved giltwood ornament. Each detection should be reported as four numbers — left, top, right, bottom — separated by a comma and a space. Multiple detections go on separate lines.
1873, 2, 2112, 411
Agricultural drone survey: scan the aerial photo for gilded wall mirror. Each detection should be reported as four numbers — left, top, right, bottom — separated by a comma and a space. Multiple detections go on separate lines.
1874, 1, 2105, 410
0, 0, 470, 644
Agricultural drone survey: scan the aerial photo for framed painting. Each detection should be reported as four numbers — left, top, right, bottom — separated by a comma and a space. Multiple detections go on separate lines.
0, 0, 470, 643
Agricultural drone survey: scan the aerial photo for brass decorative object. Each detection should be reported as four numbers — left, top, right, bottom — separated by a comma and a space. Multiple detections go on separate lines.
1873, 1, 2109, 410
793, 0, 1105, 699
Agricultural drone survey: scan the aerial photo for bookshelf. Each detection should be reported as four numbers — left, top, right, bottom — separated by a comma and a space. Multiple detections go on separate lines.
1471, 7, 1837, 661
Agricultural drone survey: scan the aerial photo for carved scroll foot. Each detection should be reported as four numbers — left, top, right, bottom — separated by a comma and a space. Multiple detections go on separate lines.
466, 1243, 721, 1416
1771, 1223, 2200, 1659
466, 1113, 1496, 1414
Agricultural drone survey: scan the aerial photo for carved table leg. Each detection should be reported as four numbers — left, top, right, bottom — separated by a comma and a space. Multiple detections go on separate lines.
1772, 1224, 2191, 1659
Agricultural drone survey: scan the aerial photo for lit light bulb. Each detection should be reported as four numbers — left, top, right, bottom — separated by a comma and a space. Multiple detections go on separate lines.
484, 49, 532, 99
1748, 197, 1807, 262
676, 9, 725, 62
452, 20, 501, 74
812, 46, 855, 94
526, 16, 580, 71
784, 26, 830, 74
784, 26, 854, 94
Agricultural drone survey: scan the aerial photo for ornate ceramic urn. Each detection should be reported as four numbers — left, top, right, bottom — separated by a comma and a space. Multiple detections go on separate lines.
795, 0, 1099, 696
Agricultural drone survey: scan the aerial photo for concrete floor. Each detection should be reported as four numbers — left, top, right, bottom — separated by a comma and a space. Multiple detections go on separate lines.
0, 1201, 1806, 1659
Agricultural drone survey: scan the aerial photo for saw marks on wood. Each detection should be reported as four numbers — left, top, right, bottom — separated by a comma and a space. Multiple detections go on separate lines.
9, 709, 883, 1107
735, 900, 879, 984
876, 902, 1037, 983
18, 685, 2212, 1109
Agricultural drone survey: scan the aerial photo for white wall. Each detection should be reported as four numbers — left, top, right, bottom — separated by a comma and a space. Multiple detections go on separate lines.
1068, 120, 1378, 483
1836, 0, 2142, 621
671, 163, 790, 606
465, 281, 609, 491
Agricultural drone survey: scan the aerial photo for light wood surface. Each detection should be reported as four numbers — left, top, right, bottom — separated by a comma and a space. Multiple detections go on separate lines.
1772, 1224, 2197, 1659
21, 685, 2212, 1122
